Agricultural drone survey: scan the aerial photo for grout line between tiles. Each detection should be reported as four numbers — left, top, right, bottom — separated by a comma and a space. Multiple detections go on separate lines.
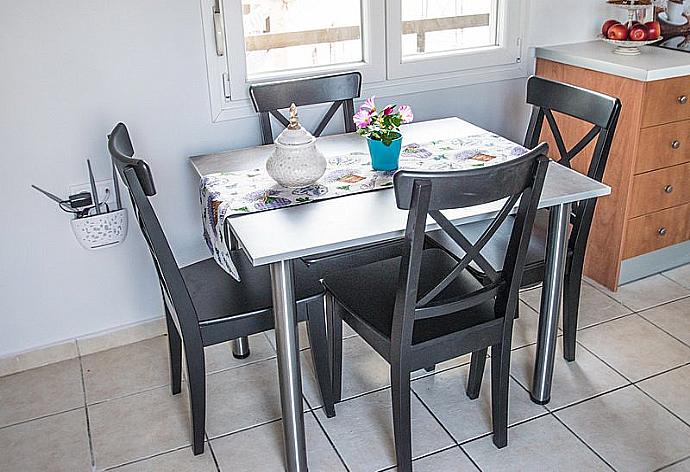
632, 381, 690, 430
0, 405, 86, 432
654, 454, 690, 472
101, 443, 193, 471
409, 388, 461, 447
550, 411, 618, 472
205, 432, 223, 472
308, 409, 352, 472
637, 310, 690, 349
77, 356, 96, 471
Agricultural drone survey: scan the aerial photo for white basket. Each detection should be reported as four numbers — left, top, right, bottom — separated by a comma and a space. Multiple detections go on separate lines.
70, 208, 128, 250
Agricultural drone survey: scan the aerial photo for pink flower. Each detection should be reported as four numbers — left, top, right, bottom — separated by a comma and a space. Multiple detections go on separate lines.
399, 105, 413, 124
353, 109, 372, 129
361, 96, 376, 112
382, 105, 395, 116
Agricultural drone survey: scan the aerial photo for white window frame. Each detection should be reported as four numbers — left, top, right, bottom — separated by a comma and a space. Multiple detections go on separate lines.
201, 0, 527, 122
386, 0, 523, 80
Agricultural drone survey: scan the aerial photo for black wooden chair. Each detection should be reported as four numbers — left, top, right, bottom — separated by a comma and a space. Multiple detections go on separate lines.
433, 76, 621, 369
107, 122, 334, 455
249, 71, 361, 145
321, 145, 550, 471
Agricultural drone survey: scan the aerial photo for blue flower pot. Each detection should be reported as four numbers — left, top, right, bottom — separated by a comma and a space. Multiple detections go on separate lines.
367, 134, 402, 171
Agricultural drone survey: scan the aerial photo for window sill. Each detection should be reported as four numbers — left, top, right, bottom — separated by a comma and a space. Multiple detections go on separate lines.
211, 61, 529, 123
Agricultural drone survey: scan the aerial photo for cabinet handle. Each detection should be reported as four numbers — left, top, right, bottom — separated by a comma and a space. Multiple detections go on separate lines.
658, 227, 667, 236
679, 95, 688, 105
665, 185, 674, 193
672, 140, 681, 149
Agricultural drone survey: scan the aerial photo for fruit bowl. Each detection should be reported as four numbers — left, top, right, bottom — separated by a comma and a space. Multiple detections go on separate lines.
600, 35, 663, 55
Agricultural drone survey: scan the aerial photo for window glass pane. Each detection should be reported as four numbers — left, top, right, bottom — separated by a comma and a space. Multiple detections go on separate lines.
401, 0, 498, 58
242, 0, 363, 78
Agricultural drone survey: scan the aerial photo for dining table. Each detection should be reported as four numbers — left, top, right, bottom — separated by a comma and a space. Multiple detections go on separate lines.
190, 117, 611, 472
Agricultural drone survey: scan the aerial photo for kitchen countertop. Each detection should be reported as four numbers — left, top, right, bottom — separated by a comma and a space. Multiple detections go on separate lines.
535, 40, 690, 81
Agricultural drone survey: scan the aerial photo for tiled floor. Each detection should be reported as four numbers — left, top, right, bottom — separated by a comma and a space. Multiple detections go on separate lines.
1, 267, 689, 471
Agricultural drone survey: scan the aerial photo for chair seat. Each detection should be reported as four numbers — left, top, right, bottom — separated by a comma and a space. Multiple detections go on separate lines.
322, 248, 497, 348
428, 209, 563, 288
181, 250, 323, 326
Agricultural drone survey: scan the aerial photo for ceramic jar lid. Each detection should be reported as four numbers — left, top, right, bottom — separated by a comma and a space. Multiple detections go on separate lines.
274, 103, 316, 148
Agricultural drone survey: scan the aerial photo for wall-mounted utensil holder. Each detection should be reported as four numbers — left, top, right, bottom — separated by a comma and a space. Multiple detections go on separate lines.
70, 208, 128, 250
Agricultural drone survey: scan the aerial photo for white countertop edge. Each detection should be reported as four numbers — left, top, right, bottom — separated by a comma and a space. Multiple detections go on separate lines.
535, 42, 690, 82
535, 46, 652, 81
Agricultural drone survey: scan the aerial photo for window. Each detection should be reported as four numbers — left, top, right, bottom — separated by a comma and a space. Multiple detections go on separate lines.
202, 0, 524, 121
241, 0, 364, 79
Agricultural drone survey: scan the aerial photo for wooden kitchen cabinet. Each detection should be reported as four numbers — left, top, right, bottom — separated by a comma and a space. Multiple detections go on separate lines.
535, 41, 690, 290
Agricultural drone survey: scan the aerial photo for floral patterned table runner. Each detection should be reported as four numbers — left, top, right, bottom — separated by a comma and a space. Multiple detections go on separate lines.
200, 132, 528, 280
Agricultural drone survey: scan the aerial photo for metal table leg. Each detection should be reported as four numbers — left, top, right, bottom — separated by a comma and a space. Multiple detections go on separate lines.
232, 337, 250, 359
531, 203, 570, 405
270, 260, 308, 472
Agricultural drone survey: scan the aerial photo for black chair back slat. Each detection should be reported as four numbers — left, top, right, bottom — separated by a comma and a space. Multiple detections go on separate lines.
523, 77, 622, 260
393, 145, 550, 338
250, 72, 362, 145
108, 124, 202, 343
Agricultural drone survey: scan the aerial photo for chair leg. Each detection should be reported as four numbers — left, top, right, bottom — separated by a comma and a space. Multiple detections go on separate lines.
185, 345, 206, 455
326, 293, 343, 405
391, 362, 413, 472
490, 343, 510, 448
562, 270, 583, 362
424, 365, 436, 373
306, 298, 336, 418
466, 348, 488, 400
232, 336, 251, 359
164, 306, 182, 396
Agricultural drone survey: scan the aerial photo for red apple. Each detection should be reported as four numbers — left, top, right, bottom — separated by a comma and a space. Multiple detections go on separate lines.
645, 21, 661, 40
607, 23, 629, 40
629, 24, 649, 41
602, 19, 620, 36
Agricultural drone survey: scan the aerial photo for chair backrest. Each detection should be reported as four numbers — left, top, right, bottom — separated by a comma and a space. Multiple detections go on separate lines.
391, 144, 550, 345
249, 71, 362, 145
108, 123, 202, 345
524, 76, 622, 262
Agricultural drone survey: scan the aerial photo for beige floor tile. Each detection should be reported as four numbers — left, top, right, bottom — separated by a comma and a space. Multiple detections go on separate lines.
399, 446, 478, 471
82, 336, 170, 404
462, 414, 609, 471
510, 341, 628, 410
639, 299, 690, 346
89, 385, 191, 469
522, 280, 632, 329
0, 358, 83, 427
577, 314, 690, 381
599, 275, 690, 312
205, 358, 310, 439
556, 386, 690, 472
109, 446, 217, 472
314, 388, 454, 472
664, 264, 690, 289
212, 413, 345, 472
638, 365, 690, 424
204, 334, 276, 375
0, 409, 91, 472
412, 363, 546, 443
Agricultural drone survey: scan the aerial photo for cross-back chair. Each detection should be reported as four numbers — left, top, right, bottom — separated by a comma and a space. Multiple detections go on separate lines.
434, 77, 621, 377
320, 145, 550, 471
107, 123, 335, 455
249, 71, 361, 145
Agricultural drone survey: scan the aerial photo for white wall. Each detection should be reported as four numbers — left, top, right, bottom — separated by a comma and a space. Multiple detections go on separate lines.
0, 0, 614, 357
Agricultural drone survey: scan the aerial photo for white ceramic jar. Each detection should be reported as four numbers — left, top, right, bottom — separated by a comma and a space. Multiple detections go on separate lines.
266, 104, 327, 188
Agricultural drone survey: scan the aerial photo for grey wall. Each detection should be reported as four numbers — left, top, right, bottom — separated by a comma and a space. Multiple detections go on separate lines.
0, 0, 613, 356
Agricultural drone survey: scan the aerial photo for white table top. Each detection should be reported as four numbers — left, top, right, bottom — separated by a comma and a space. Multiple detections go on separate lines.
535, 41, 690, 82
190, 118, 611, 266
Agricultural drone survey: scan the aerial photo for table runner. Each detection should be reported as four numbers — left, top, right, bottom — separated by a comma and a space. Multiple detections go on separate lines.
200, 132, 528, 280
